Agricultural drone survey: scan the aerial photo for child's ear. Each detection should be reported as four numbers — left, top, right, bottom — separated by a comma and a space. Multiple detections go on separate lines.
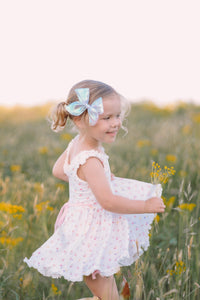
73, 116, 85, 129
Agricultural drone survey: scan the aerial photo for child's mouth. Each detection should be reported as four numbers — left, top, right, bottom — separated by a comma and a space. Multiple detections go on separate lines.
106, 131, 118, 136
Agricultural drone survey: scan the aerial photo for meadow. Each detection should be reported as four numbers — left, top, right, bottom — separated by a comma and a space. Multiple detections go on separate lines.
0, 101, 199, 300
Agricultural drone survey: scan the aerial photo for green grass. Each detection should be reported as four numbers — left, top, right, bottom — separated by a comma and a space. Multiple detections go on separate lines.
0, 102, 200, 299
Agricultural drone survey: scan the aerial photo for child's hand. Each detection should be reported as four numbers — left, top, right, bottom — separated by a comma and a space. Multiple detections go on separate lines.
144, 197, 165, 213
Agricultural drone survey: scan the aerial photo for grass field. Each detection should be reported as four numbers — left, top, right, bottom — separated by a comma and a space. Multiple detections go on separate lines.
0, 101, 200, 299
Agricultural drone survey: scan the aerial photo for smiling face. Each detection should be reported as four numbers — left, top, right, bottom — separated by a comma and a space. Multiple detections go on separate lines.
79, 93, 122, 147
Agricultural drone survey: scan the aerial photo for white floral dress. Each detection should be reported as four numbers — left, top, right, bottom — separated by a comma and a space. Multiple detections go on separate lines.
24, 137, 162, 282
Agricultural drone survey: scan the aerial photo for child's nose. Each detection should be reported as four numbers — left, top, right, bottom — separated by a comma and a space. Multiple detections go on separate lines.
111, 117, 120, 127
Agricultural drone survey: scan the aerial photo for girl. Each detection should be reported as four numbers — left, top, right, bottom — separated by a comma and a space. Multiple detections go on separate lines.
24, 80, 165, 300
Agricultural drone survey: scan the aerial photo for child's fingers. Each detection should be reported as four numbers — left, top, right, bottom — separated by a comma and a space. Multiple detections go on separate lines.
159, 201, 166, 212
145, 197, 166, 213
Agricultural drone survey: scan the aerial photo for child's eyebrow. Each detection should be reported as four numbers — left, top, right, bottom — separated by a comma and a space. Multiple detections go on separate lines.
102, 110, 121, 116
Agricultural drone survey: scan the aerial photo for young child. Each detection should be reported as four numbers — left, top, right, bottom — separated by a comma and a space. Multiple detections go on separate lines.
24, 80, 165, 300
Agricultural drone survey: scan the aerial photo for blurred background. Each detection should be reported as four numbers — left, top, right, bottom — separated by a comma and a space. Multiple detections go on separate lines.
0, 0, 200, 108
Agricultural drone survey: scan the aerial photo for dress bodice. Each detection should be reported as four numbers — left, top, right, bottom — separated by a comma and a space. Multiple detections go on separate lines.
63, 137, 111, 206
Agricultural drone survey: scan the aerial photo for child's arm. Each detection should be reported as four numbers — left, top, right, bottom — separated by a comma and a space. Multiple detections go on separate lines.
79, 157, 165, 214
52, 149, 69, 182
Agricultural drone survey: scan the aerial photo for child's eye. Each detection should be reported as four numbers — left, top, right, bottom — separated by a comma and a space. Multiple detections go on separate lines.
116, 114, 121, 118
103, 116, 110, 120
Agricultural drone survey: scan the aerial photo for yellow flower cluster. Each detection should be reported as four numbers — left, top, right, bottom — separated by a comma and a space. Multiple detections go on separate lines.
166, 196, 176, 208
0, 202, 25, 214
167, 261, 186, 276
136, 139, 151, 148
10, 164, 21, 172
150, 162, 176, 184
60, 133, 72, 141
178, 203, 196, 212
35, 201, 53, 212
13, 214, 23, 220
51, 283, 62, 295
38, 147, 48, 154
166, 154, 177, 163
0, 236, 23, 248
162, 196, 176, 209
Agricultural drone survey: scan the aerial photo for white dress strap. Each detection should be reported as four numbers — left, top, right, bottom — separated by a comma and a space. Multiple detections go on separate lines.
66, 150, 107, 177
63, 136, 109, 177
75, 150, 106, 168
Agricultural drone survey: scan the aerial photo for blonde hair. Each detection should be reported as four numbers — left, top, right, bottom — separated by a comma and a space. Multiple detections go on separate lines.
51, 79, 129, 132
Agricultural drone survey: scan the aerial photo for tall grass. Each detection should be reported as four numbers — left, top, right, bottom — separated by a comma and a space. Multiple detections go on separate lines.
0, 102, 199, 299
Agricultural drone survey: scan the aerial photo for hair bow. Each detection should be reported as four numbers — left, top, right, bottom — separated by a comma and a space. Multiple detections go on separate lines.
65, 88, 104, 126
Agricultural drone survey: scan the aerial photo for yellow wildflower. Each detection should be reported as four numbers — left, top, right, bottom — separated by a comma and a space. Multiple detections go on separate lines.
13, 214, 23, 220
166, 154, 177, 163
35, 201, 53, 213
38, 147, 48, 154
0, 202, 25, 214
0, 236, 24, 248
167, 261, 186, 276
150, 162, 176, 185
166, 196, 176, 209
154, 214, 160, 223
136, 139, 151, 148
10, 165, 21, 172
163, 196, 176, 209
162, 196, 167, 204
175, 261, 186, 275
19, 277, 23, 287
178, 203, 196, 212
51, 283, 61, 295
60, 133, 72, 141
47, 206, 54, 211
166, 269, 174, 276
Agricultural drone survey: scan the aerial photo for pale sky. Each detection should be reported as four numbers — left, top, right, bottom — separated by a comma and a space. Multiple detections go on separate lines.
0, 0, 200, 107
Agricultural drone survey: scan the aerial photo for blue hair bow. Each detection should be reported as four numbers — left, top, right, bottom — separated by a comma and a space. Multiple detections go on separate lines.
65, 88, 104, 126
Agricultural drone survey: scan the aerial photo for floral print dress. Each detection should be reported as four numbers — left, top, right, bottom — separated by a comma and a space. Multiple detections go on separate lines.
24, 136, 162, 282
